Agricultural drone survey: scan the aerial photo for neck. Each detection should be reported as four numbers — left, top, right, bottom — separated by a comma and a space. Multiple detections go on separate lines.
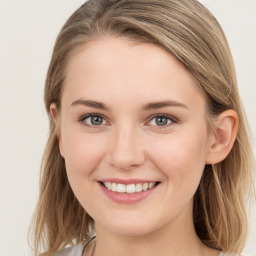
92, 208, 219, 256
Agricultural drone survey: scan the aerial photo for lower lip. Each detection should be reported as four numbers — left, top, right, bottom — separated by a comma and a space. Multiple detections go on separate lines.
99, 183, 159, 204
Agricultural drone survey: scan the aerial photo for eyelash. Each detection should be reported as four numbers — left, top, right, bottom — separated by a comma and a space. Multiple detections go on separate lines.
79, 113, 177, 128
147, 114, 177, 128
79, 113, 109, 128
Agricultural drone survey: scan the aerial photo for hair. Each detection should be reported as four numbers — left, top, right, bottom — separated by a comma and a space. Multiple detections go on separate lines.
29, 0, 255, 255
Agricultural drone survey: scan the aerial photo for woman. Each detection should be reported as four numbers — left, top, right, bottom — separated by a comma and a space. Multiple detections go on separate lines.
30, 0, 255, 255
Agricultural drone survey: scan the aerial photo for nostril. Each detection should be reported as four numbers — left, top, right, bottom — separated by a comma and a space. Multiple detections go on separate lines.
108, 135, 146, 170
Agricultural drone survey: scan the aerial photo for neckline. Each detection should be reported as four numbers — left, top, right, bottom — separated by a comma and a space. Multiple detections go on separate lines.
82, 236, 96, 255
81, 239, 226, 256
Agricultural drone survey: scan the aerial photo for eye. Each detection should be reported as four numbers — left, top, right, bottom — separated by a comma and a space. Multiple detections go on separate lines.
148, 114, 176, 127
79, 114, 108, 127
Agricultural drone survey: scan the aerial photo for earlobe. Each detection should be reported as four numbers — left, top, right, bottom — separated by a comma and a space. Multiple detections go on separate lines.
206, 109, 239, 164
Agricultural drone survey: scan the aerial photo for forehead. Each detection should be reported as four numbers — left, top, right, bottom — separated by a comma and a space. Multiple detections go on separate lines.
62, 37, 205, 112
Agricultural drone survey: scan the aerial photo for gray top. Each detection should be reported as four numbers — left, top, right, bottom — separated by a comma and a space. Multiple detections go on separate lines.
54, 237, 95, 256
54, 242, 87, 256
54, 240, 244, 256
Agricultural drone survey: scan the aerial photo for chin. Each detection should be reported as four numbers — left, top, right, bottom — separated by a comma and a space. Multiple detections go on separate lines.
96, 214, 158, 237
107, 225, 154, 237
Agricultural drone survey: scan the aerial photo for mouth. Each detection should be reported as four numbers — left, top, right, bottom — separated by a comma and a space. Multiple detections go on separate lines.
99, 181, 160, 194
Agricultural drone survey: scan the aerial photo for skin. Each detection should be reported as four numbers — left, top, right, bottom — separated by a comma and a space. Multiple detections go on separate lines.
51, 37, 238, 256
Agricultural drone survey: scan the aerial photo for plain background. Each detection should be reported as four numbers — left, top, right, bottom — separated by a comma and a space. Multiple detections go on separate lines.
0, 1, 255, 255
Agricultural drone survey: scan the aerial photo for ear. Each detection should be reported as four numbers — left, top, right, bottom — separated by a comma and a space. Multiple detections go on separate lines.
50, 103, 58, 124
206, 109, 239, 164
50, 103, 64, 157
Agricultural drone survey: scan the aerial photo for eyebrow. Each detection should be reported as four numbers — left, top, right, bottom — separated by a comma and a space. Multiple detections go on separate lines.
142, 100, 189, 110
71, 99, 188, 111
71, 99, 108, 110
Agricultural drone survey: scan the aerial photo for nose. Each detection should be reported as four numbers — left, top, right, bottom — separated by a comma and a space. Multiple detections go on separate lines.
107, 124, 146, 170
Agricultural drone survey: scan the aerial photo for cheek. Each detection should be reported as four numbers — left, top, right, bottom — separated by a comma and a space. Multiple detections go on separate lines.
60, 127, 108, 211
60, 127, 107, 177
148, 128, 208, 187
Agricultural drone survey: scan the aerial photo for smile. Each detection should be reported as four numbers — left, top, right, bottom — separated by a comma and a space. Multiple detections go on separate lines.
99, 179, 160, 204
101, 182, 157, 194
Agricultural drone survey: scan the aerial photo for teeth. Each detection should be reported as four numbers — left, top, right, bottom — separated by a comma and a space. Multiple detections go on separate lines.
142, 183, 148, 191
149, 182, 155, 189
117, 184, 126, 193
112, 183, 117, 192
103, 182, 157, 193
135, 183, 142, 192
126, 184, 136, 193
105, 182, 112, 190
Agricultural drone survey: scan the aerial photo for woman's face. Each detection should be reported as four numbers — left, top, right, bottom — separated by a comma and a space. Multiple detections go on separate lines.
56, 37, 214, 236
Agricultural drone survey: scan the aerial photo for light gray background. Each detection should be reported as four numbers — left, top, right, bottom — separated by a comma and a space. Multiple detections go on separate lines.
0, 1, 255, 256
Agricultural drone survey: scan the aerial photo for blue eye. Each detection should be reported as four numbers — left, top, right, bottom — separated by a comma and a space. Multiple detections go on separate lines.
80, 114, 107, 126
148, 115, 175, 127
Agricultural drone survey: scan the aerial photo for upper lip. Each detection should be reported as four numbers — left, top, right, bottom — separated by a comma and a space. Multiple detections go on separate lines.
99, 178, 159, 184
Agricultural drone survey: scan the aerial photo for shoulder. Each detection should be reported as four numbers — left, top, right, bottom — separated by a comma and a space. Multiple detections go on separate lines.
54, 243, 85, 256
54, 237, 96, 256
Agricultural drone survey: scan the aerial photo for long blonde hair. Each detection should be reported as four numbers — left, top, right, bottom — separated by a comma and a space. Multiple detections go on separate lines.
30, 0, 255, 255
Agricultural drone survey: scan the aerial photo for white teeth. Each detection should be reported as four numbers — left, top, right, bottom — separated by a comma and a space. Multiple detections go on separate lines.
105, 182, 112, 190
126, 184, 136, 193
142, 183, 148, 191
117, 184, 126, 193
103, 182, 157, 193
135, 183, 142, 192
112, 183, 117, 192
149, 182, 155, 189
